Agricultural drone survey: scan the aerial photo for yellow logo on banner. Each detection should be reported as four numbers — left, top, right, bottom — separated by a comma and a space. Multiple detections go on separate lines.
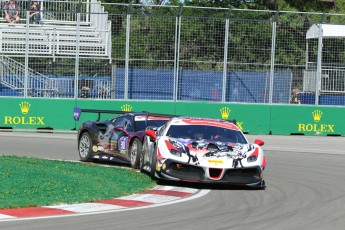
312, 110, 322, 122
3, 101, 45, 126
220, 107, 231, 120
218, 107, 244, 131
298, 110, 334, 133
121, 104, 132, 112
19, 101, 31, 114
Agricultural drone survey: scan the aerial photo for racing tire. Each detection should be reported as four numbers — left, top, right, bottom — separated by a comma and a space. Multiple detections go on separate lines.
150, 145, 158, 179
78, 132, 93, 162
258, 180, 266, 190
139, 137, 147, 173
130, 138, 142, 169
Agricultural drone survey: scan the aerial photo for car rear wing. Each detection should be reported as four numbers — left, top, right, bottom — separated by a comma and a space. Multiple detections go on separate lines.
73, 108, 178, 122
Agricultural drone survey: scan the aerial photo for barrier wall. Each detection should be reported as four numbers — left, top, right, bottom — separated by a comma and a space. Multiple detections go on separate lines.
0, 98, 75, 130
270, 105, 345, 136
0, 98, 344, 136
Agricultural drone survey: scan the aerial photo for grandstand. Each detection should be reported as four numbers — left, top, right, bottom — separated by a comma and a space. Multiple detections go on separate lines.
0, 0, 112, 97
0, 0, 111, 59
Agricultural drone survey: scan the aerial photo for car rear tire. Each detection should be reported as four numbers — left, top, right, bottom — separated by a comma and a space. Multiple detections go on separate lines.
139, 137, 147, 173
150, 145, 158, 179
79, 132, 93, 162
130, 138, 142, 169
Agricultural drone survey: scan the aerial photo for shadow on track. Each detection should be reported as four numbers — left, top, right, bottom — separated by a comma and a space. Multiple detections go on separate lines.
156, 180, 265, 191
82, 160, 265, 191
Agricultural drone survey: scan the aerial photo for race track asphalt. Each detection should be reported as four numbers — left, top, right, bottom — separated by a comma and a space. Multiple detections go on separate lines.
1, 132, 345, 230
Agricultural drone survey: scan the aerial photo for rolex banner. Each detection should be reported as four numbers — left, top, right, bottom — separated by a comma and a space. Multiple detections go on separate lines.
0, 98, 75, 130
0, 98, 344, 136
270, 105, 345, 136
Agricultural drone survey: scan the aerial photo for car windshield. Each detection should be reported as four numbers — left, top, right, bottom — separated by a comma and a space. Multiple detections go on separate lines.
135, 119, 169, 131
166, 124, 247, 144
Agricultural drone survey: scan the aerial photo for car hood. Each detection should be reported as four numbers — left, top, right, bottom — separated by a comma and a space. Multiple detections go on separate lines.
164, 137, 254, 159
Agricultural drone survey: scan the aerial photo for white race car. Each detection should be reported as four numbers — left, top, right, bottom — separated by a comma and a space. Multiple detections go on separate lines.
140, 117, 266, 189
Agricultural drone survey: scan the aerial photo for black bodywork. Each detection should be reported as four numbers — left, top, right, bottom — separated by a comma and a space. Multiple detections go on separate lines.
77, 109, 173, 168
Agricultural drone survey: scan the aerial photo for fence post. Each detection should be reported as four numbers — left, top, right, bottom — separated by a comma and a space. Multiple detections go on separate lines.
222, 8, 231, 103
269, 11, 278, 104
173, 6, 182, 102
124, 4, 132, 100
24, 4, 30, 98
316, 15, 325, 106
74, 0, 82, 99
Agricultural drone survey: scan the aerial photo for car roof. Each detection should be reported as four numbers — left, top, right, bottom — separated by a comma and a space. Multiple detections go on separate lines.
171, 116, 234, 123
169, 116, 240, 131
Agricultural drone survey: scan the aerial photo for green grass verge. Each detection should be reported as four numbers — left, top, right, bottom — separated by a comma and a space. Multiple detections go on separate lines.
0, 155, 156, 209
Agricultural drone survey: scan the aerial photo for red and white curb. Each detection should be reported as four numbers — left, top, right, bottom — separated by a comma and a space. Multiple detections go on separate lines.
0, 185, 206, 220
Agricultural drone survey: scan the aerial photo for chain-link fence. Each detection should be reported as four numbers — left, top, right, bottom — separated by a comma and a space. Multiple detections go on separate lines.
1, 2, 345, 106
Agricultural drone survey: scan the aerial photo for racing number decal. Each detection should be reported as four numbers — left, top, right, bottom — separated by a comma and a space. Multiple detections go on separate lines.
118, 137, 128, 150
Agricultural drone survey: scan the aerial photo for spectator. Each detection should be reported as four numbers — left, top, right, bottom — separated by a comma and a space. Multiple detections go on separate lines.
212, 83, 221, 101
98, 85, 109, 99
290, 87, 301, 104
189, 88, 201, 101
29, 1, 41, 24
3, 0, 20, 24
80, 86, 90, 98
231, 81, 240, 102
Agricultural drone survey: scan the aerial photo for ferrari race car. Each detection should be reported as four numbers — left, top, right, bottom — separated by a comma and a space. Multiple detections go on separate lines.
140, 117, 266, 188
77, 109, 171, 169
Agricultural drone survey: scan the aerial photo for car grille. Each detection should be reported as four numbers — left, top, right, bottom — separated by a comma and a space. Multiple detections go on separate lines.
209, 168, 223, 180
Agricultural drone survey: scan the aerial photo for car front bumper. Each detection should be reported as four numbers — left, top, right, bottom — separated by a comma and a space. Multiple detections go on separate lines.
156, 159, 264, 187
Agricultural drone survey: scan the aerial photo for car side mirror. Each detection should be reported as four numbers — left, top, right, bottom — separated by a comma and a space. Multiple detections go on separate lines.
145, 130, 157, 141
254, 139, 264, 146
114, 126, 129, 136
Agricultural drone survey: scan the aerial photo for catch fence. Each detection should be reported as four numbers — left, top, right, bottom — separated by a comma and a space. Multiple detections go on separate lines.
1, 2, 345, 106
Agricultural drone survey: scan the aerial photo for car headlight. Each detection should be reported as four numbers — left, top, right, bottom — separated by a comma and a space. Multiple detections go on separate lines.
247, 156, 257, 163
169, 149, 182, 157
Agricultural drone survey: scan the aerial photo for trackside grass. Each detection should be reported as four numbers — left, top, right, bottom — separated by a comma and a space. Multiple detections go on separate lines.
0, 155, 156, 209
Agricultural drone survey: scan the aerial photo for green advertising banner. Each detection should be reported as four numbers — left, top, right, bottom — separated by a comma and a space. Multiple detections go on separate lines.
0, 98, 75, 130
0, 98, 344, 136
270, 105, 345, 136
174, 102, 271, 134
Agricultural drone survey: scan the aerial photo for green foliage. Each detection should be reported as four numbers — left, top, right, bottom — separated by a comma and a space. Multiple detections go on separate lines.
0, 156, 155, 209
181, 0, 337, 13
105, 1, 345, 70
